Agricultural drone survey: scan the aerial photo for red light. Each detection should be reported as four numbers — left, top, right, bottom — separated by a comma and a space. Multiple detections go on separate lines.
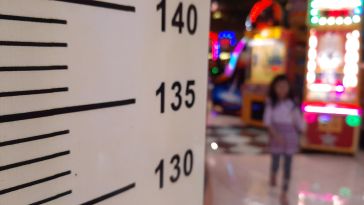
209, 32, 219, 61
250, 0, 273, 23
220, 39, 231, 48
327, 10, 349, 17
271, 66, 281, 72
304, 113, 318, 124
209, 32, 218, 42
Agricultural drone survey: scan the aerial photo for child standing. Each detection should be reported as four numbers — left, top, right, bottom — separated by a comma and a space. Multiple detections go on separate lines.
263, 75, 305, 205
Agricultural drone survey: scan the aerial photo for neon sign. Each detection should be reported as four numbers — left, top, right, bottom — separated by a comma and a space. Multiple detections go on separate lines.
209, 32, 219, 61
303, 104, 361, 116
245, 0, 282, 30
309, 0, 363, 26
224, 38, 246, 77
249, 0, 273, 24
218, 31, 237, 46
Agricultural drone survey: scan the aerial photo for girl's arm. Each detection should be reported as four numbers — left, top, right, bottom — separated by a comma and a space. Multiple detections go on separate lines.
293, 108, 306, 133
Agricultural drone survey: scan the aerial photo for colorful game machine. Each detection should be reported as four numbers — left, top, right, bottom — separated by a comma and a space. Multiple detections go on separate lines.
209, 31, 248, 114
242, 0, 295, 126
302, 0, 363, 154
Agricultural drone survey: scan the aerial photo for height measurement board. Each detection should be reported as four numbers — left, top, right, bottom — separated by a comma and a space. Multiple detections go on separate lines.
0, 0, 210, 204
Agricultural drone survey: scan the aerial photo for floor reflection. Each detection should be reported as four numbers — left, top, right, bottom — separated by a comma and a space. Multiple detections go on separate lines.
204, 125, 364, 205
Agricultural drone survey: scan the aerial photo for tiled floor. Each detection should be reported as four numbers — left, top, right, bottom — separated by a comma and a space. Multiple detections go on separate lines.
206, 126, 268, 155
205, 151, 364, 205
205, 114, 364, 205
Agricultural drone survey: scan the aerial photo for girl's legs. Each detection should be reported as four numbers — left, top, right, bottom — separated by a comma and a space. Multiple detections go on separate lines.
283, 154, 293, 192
270, 154, 280, 186
280, 154, 293, 205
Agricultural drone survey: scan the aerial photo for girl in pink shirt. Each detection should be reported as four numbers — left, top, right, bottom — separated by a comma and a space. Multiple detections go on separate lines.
264, 75, 305, 205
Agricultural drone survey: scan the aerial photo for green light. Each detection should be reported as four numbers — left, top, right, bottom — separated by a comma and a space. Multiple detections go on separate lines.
311, 16, 319, 24
310, 9, 318, 16
339, 187, 352, 197
310, 1, 316, 9
211, 67, 219, 75
346, 115, 362, 127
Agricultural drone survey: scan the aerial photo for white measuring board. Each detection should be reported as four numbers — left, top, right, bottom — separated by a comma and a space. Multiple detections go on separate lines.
0, 0, 209, 204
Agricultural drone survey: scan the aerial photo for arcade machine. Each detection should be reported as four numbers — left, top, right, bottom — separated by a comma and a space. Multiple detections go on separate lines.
242, 0, 295, 127
302, 0, 363, 154
209, 31, 248, 114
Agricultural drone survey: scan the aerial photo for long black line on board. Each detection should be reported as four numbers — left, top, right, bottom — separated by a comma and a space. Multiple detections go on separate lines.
52, 0, 135, 12
29, 190, 72, 205
0, 65, 68, 72
0, 41, 67, 47
0, 99, 136, 123
0, 87, 68, 97
0, 171, 71, 195
0, 14, 67, 24
80, 183, 136, 205
0, 151, 70, 171
0, 130, 69, 147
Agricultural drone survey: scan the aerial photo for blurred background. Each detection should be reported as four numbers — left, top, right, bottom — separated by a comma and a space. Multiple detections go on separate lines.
204, 0, 364, 205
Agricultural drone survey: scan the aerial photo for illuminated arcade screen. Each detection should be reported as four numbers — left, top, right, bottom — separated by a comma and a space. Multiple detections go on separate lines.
306, 29, 360, 103
250, 39, 286, 84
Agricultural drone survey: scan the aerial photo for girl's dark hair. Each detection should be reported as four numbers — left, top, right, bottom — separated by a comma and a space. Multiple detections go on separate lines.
268, 74, 295, 107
